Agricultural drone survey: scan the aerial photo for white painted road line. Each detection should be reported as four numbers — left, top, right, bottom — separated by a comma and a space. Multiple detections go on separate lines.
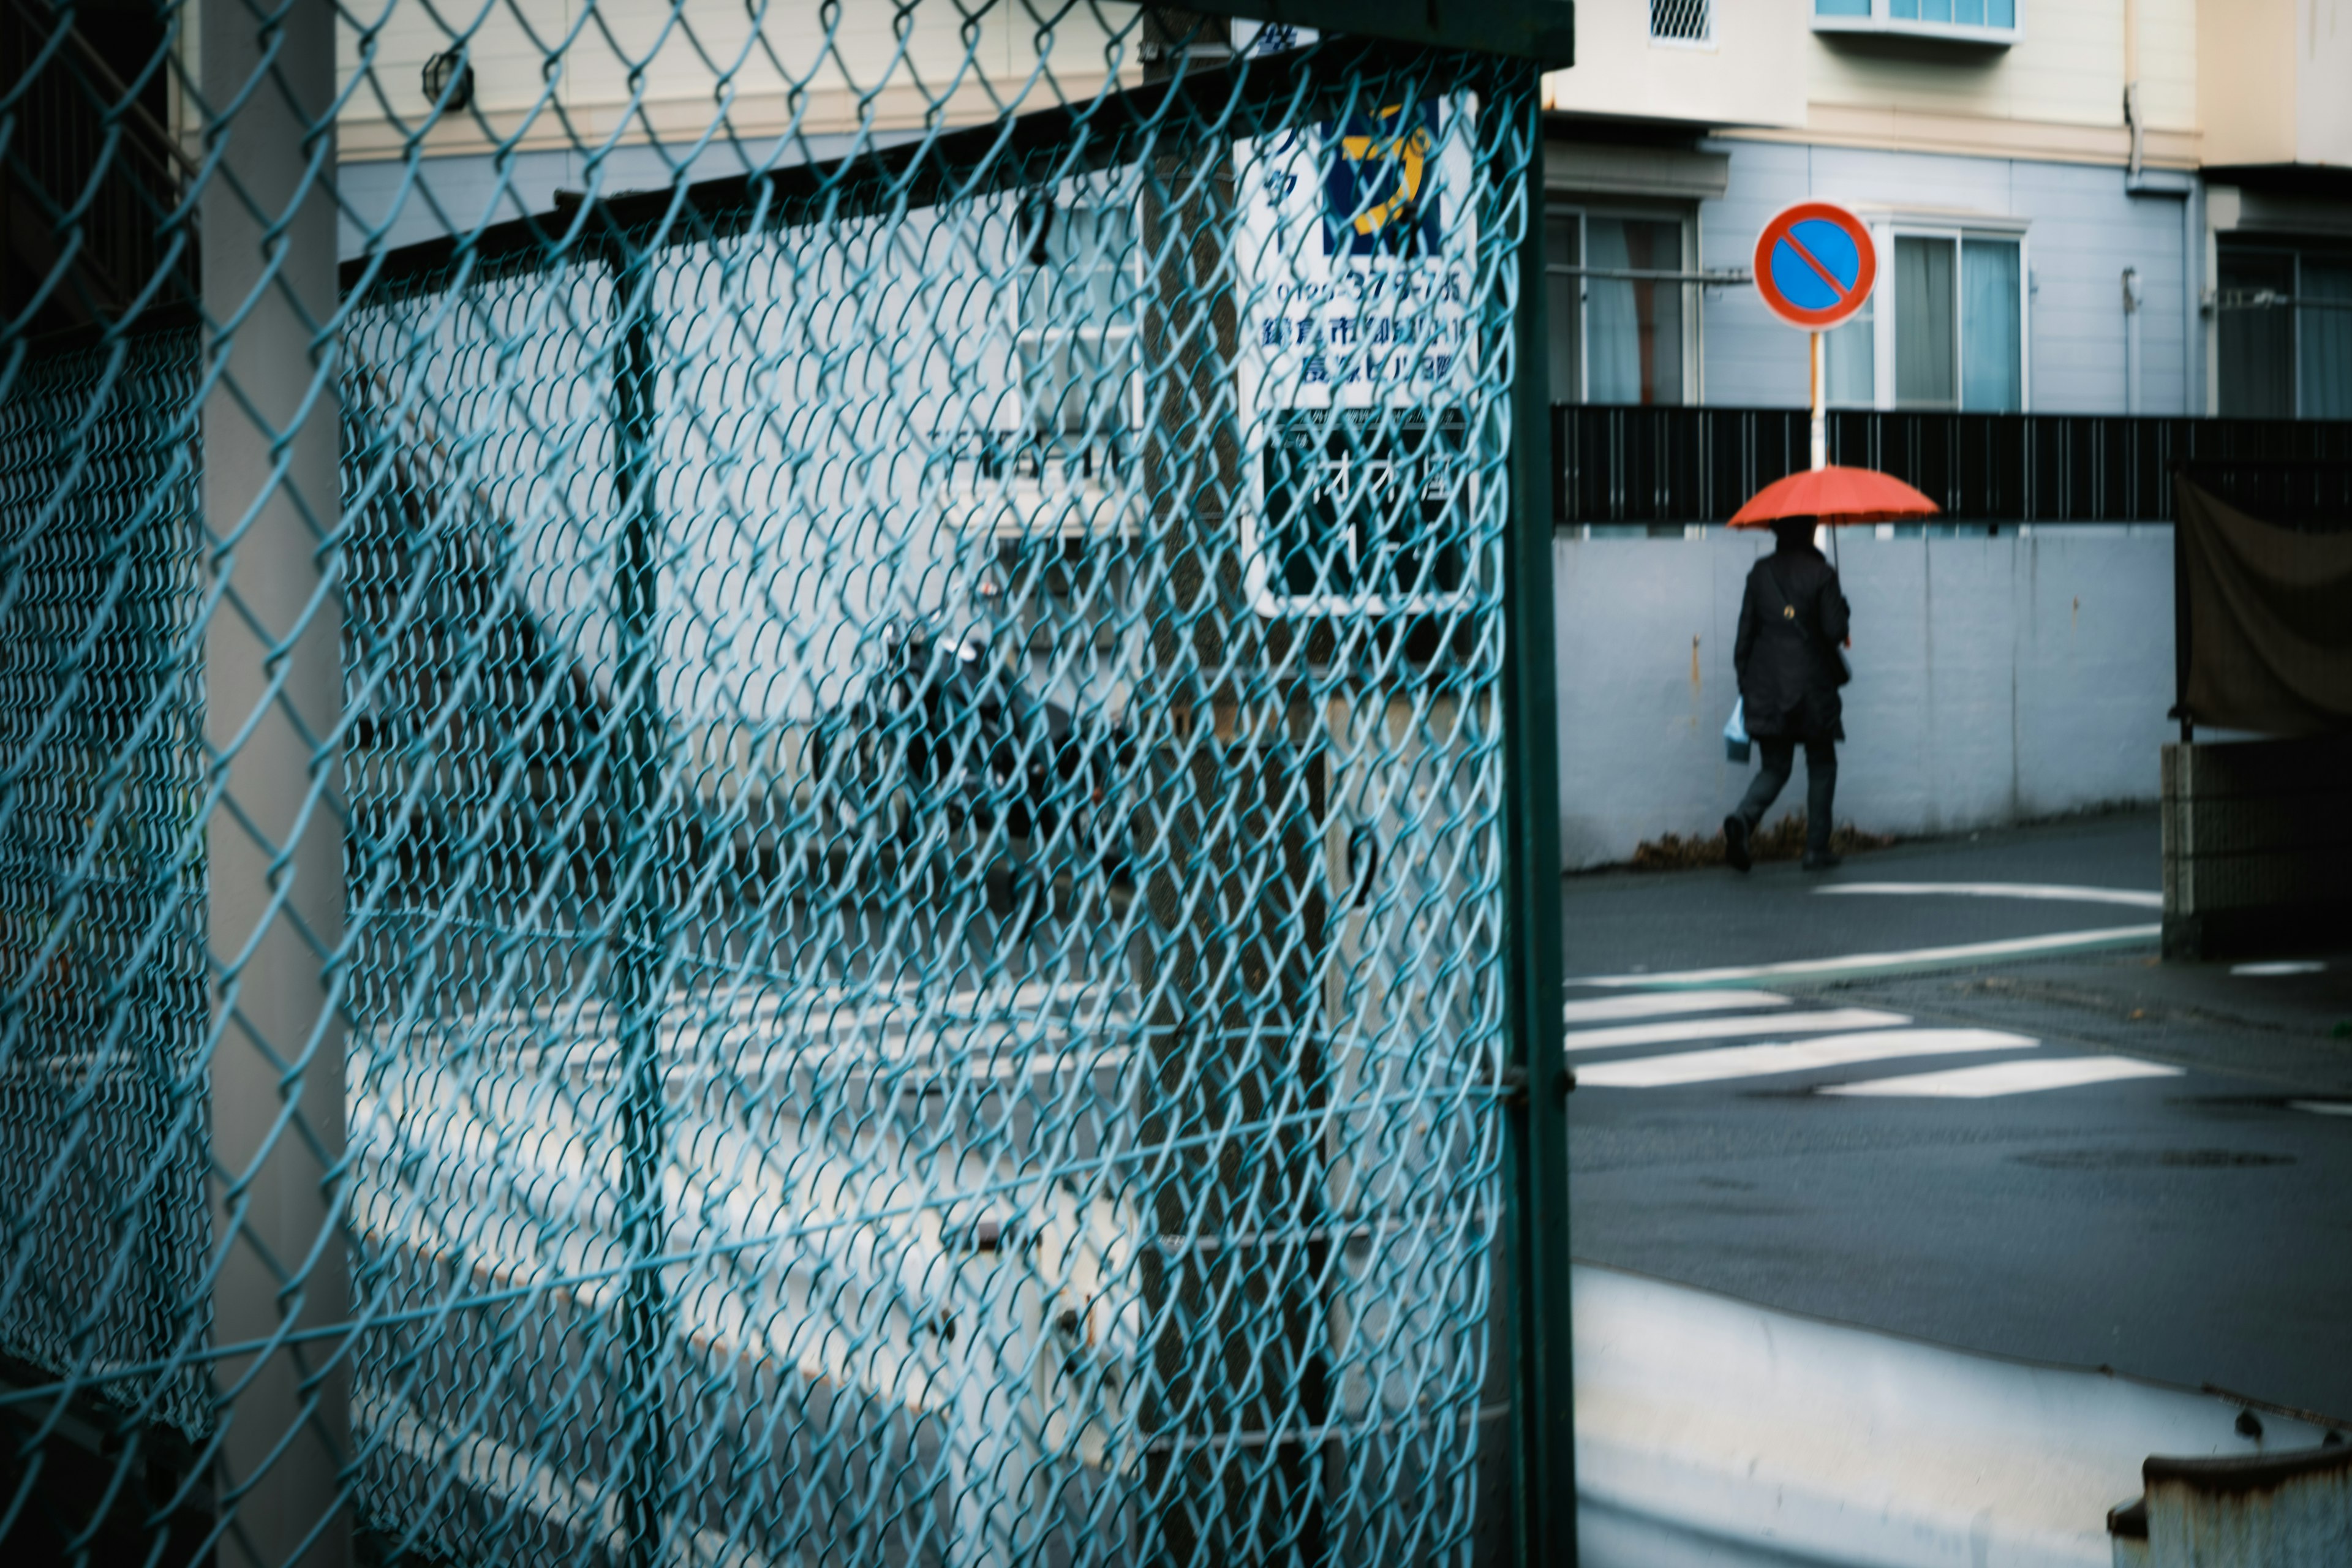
1567, 924, 2162, 990
1817, 882, 2163, 910
1561, 989, 1793, 1026
2231, 960, 2328, 976
1563, 1007, 1909, 1054
1574, 1028, 2037, 1090
2289, 1099, 2352, 1118
1822, 1055, 2182, 1099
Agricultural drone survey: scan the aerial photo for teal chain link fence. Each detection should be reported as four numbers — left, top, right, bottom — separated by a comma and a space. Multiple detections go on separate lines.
0, 4, 1569, 1563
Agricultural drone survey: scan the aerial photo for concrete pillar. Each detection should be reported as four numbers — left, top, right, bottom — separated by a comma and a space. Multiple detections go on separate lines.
197, 0, 350, 1560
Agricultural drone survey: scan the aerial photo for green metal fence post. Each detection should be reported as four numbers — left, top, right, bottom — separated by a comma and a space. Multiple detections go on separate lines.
1499, 66, 1578, 1568
603, 223, 673, 1568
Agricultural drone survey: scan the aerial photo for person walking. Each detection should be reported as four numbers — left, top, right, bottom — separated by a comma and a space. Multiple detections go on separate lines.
1725, 517, 1850, 872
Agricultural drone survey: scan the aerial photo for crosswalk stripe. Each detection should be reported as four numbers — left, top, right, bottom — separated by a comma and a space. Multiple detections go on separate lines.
1566, 924, 2162, 989
1574, 1028, 2037, 1089
1821, 1055, 2182, 1099
1561, 989, 1792, 1026
1815, 882, 2163, 909
1563, 1007, 1909, 1054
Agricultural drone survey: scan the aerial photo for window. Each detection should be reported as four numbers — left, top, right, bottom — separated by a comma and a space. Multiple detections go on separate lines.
2308, 260, 2352, 420
1650, 0, 1711, 45
2217, 243, 2352, 420
1814, 0, 2019, 42
1017, 203, 1138, 443
995, 199, 1143, 505
1545, 207, 1692, 406
1829, 228, 2024, 410
1892, 0, 2013, 22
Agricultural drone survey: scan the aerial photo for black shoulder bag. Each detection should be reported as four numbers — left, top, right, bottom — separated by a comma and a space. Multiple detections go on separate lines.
1762, 556, 1852, 687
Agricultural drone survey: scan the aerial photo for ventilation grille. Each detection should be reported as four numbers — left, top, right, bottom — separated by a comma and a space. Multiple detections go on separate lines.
1651, 0, 1714, 43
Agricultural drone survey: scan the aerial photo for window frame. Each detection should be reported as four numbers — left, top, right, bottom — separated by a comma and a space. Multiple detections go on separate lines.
1812, 0, 2022, 47
1010, 198, 1145, 461
1544, 198, 1703, 408
1868, 219, 2031, 414
975, 194, 1151, 539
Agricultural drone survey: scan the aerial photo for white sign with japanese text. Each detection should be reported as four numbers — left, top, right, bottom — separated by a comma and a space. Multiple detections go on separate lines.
1236, 91, 1480, 617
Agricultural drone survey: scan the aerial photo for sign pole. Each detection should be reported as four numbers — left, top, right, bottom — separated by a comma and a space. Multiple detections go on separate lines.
1753, 200, 1874, 483
1810, 329, 1826, 472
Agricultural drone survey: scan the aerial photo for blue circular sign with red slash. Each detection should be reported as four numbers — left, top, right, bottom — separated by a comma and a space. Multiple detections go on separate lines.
1752, 202, 1877, 330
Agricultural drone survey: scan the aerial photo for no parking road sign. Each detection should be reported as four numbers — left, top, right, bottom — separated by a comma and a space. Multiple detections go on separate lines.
1753, 202, 1877, 330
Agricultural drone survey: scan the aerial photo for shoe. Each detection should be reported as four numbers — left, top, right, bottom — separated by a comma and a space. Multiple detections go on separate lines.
1723, 815, 1751, 873
1801, 850, 1842, 872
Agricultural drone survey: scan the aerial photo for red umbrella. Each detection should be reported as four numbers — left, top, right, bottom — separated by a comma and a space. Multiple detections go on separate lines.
1728, 465, 1940, 528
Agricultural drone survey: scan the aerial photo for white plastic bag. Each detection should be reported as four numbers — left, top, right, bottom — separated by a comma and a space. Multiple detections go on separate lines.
1723, 698, 1751, 764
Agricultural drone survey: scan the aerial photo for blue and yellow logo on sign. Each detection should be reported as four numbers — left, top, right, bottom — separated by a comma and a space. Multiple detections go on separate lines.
1322, 102, 1439, 258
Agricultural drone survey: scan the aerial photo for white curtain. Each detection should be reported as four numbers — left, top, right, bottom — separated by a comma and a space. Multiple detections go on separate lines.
1961, 238, 2022, 413
1585, 217, 1683, 405
1826, 304, 1874, 406
1895, 236, 1954, 407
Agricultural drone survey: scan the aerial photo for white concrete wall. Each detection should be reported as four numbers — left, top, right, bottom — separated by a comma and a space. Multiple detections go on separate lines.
1553, 530, 2176, 869
1806, 0, 2129, 134
1540, 0, 1807, 131
2198, 0, 2352, 170
1696, 140, 2201, 415
2296, 0, 2352, 170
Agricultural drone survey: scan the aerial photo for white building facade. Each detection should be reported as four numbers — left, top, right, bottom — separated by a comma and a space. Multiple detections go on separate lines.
1542, 0, 2351, 423
331, 1, 2352, 421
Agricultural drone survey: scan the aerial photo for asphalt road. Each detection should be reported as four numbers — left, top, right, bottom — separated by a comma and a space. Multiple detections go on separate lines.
1562, 809, 2352, 1424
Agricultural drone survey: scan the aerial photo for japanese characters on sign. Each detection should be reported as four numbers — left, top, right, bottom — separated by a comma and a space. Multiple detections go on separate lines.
1238, 94, 1477, 617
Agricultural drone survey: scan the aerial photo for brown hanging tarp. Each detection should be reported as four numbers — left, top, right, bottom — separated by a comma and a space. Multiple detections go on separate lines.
2174, 478, 2352, 736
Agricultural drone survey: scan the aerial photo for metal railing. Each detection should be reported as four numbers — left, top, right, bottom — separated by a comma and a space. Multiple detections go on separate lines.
1555, 405, 2352, 527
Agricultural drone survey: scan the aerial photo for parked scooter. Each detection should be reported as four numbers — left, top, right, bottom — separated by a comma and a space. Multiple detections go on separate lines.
807, 620, 1134, 917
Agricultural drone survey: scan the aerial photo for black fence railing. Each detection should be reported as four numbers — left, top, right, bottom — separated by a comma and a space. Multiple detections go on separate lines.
1555, 407, 2352, 529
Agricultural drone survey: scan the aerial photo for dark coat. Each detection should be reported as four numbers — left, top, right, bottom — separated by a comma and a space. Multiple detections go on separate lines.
1735, 542, 1850, 742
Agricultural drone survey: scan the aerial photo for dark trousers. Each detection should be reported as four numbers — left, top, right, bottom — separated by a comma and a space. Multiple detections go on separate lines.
1735, 737, 1837, 854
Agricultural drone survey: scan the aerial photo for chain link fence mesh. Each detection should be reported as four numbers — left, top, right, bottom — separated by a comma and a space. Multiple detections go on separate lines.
0, 4, 1548, 1562
0, 326, 210, 1443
